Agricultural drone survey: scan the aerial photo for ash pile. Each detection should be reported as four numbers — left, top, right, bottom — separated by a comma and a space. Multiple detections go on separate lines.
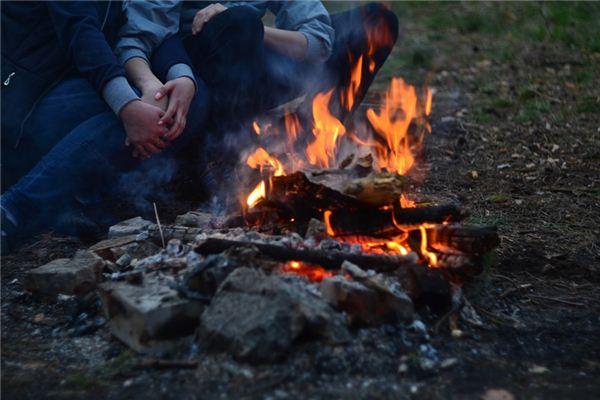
23, 173, 499, 363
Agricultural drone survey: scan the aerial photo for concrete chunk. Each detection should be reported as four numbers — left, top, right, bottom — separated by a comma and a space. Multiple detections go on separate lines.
108, 217, 154, 238
24, 250, 104, 299
98, 274, 204, 354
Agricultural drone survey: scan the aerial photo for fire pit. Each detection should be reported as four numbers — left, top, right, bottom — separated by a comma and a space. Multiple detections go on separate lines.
22, 64, 500, 363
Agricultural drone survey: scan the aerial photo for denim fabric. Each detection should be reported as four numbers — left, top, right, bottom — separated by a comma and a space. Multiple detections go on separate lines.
1, 77, 210, 230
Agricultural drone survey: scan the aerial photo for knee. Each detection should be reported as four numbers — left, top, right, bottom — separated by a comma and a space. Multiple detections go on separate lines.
364, 3, 400, 48
220, 6, 264, 48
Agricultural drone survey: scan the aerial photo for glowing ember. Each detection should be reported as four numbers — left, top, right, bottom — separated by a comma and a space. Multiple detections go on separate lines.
306, 89, 346, 168
282, 261, 334, 282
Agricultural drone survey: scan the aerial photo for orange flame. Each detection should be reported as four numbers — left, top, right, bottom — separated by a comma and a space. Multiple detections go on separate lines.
306, 90, 346, 168
419, 225, 438, 267
247, 180, 266, 208
284, 112, 301, 145
246, 147, 285, 177
323, 210, 335, 236
400, 194, 416, 208
366, 78, 419, 175
252, 121, 261, 135
342, 54, 363, 111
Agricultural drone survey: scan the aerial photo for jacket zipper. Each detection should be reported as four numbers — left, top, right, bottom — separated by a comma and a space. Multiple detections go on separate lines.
15, 0, 113, 149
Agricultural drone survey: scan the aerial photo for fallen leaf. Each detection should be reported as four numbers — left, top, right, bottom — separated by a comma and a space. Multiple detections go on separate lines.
529, 365, 550, 374
486, 194, 510, 204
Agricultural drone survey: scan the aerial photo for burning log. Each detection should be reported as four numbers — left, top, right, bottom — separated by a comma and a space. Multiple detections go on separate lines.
265, 171, 368, 219
427, 224, 500, 255
194, 237, 419, 272
326, 204, 466, 237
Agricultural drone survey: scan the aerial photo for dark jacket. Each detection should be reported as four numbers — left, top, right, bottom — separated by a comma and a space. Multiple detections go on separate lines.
1, 1, 193, 148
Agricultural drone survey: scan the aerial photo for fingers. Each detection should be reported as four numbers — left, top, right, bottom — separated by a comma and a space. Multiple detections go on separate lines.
159, 100, 177, 126
134, 144, 151, 159
154, 81, 174, 101
165, 110, 187, 141
192, 4, 221, 35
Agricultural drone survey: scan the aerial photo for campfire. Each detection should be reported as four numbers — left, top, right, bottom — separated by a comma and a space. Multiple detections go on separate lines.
24, 42, 500, 363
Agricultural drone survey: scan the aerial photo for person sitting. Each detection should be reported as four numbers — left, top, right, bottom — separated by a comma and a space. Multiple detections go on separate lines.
1, 1, 209, 254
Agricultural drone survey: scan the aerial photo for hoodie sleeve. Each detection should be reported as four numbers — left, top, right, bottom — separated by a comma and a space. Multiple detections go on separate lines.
114, 0, 181, 65
268, 1, 334, 64
46, 1, 139, 115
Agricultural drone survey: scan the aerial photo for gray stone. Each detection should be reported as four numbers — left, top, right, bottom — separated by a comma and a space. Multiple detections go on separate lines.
338, 262, 414, 323
199, 267, 350, 363
24, 250, 104, 299
174, 211, 222, 229
98, 273, 204, 354
108, 217, 154, 238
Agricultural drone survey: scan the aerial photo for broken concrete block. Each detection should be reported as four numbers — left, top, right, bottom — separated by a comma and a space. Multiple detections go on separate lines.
320, 274, 413, 325
108, 217, 154, 238
174, 211, 222, 229
337, 262, 414, 323
98, 274, 204, 354
89, 235, 139, 260
199, 267, 350, 363
24, 250, 104, 299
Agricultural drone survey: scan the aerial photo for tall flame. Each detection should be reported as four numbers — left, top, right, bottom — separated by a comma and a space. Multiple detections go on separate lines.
306, 90, 346, 168
366, 78, 418, 175
342, 54, 363, 111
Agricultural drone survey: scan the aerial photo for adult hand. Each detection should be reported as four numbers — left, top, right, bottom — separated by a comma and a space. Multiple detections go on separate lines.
120, 100, 171, 159
155, 77, 196, 141
141, 80, 168, 111
192, 3, 226, 35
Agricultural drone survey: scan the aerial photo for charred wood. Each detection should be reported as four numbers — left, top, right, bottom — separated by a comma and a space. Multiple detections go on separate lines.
194, 237, 419, 272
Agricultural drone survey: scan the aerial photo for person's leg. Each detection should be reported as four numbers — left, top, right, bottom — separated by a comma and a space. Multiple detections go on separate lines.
1, 77, 210, 244
326, 3, 399, 117
183, 6, 265, 131
1, 78, 111, 191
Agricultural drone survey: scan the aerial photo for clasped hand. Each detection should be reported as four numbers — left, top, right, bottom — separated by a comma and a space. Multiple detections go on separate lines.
122, 77, 196, 159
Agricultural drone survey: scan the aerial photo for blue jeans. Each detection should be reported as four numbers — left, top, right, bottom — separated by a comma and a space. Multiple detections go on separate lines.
1, 77, 209, 230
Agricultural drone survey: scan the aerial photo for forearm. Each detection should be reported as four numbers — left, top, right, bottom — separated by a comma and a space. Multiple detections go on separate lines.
124, 57, 162, 92
264, 27, 308, 61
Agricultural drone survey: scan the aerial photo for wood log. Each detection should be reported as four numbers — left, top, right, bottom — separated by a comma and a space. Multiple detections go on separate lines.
427, 224, 500, 255
194, 237, 419, 272
342, 172, 412, 206
267, 172, 368, 221
327, 204, 466, 237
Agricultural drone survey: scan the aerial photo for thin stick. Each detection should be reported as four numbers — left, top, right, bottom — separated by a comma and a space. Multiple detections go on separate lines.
153, 202, 165, 249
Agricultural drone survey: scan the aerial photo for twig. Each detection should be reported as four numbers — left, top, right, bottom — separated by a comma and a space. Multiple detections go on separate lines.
527, 294, 585, 307
153, 202, 165, 249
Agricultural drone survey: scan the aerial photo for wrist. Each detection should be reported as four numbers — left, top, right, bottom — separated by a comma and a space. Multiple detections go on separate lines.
119, 98, 141, 119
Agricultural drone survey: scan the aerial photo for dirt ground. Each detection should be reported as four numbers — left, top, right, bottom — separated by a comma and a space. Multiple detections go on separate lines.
2, 2, 599, 399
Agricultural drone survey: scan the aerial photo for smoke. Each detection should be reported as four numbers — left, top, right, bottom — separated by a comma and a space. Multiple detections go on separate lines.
116, 156, 179, 217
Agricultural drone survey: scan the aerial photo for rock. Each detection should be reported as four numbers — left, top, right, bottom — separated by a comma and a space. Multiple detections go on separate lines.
24, 251, 104, 299
89, 235, 139, 260
305, 218, 326, 240
338, 262, 413, 322
174, 211, 222, 229
198, 267, 350, 363
98, 273, 204, 354
108, 217, 154, 238
321, 273, 413, 325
